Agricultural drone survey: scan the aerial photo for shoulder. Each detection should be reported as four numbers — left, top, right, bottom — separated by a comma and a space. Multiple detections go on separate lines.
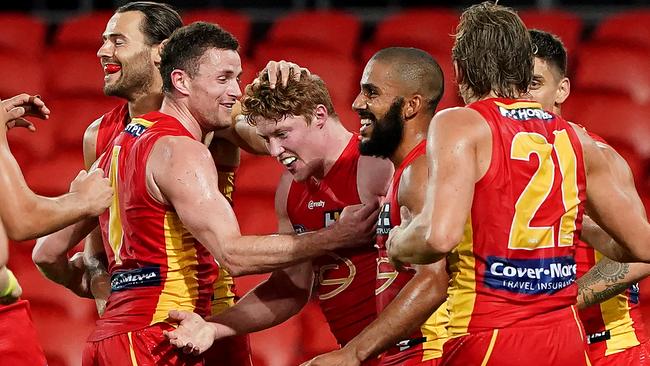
398, 154, 428, 213
83, 116, 103, 146
151, 135, 211, 163
432, 106, 488, 131
428, 106, 491, 148
275, 172, 294, 214
357, 155, 393, 202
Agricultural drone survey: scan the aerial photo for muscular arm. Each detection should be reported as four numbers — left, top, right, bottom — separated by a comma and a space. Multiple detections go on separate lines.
212, 101, 269, 155
576, 136, 650, 308
573, 124, 650, 262
32, 118, 110, 308
388, 108, 490, 265
340, 156, 448, 362
149, 137, 376, 276
202, 173, 312, 336
32, 217, 97, 298
0, 130, 101, 241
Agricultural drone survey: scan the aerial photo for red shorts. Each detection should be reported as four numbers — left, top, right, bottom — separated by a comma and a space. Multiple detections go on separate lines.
588, 340, 650, 366
441, 307, 590, 366
204, 335, 253, 366
0, 300, 47, 366
82, 323, 205, 366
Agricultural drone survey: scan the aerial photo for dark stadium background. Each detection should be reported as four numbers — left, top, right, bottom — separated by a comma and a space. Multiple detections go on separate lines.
1, 0, 649, 365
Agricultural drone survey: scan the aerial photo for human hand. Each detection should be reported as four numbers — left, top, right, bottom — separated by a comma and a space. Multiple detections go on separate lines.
333, 200, 380, 249
69, 169, 113, 217
164, 310, 218, 356
261, 60, 311, 89
2, 94, 50, 132
386, 206, 413, 270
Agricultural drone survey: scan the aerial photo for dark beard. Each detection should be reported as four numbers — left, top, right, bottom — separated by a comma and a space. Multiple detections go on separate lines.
104, 50, 154, 100
359, 97, 404, 158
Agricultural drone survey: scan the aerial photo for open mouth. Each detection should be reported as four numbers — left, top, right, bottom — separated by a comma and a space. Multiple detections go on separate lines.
280, 156, 298, 168
359, 118, 374, 136
103, 63, 122, 74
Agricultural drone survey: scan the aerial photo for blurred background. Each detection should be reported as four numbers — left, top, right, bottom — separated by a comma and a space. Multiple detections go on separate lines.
1, 0, 650, 365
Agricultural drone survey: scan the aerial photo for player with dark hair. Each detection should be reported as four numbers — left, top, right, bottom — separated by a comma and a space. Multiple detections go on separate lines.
388, 2, 650, 365
82, 22, 376, 365
529, 28, 650, 366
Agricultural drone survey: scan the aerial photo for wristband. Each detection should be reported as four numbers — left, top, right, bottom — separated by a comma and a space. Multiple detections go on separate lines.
0, 269, 18, 298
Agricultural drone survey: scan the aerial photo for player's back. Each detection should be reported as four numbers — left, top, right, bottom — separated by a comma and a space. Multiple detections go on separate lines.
448, 98, 586, 336
286, 135, 377, 348
92, 111, 219, 341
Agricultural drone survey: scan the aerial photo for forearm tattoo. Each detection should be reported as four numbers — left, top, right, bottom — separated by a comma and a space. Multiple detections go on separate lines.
577, 258, 631, 308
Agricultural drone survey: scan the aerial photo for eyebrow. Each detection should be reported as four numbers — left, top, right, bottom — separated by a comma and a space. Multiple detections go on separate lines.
102, 32, 126, 41
361, 83, 380, 93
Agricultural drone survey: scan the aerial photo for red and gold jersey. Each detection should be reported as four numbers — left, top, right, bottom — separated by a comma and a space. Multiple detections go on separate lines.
286, 135, 377, 346
92, 111, 219, 341
575, 132, 647, 359
95, 103, 129, 159
375, 140, 448, 365
446, 98, 586, 337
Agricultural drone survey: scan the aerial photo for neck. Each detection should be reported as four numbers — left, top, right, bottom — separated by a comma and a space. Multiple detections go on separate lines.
126, 76, 165, 120
127, 91, 163, 121
466, 90, 526, 104
159, 96, 204, 141
389, 116, 430, 166
311, 118, 353, 179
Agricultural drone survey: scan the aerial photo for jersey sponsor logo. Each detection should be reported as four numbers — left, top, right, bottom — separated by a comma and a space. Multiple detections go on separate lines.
111, 266, 162, 292
630, 282, 640, 304
293, 224, 307, 234
316, 253, 356, 300
307, 200, 325, 210
498, 106, 553, 122
587, 330, 611, 344
484, 256, 576, 295
324, 210, 341, 228
377, 203, 391, 236
124, 122, 149, 137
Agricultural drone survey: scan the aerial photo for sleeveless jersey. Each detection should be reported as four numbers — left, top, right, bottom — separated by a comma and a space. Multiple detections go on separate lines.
95, 103, 129, 159
375, 140, 448, 364
446, 98, 587, 336
286, 135, 377, 346
94, 104, 239, 325
576, 131, 647, 357
92, 111, 219, 341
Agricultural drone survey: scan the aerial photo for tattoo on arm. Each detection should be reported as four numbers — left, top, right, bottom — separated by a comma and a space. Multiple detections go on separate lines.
577, 258, 631, 308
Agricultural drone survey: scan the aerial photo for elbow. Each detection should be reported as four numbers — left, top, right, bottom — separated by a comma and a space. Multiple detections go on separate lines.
5, 224, 32, 242
425, 230, 462, 256
32, 238, 61, 268
217, 254, 246, 277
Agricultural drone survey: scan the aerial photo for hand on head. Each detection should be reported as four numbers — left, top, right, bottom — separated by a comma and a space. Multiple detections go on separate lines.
261, 60, 311, 89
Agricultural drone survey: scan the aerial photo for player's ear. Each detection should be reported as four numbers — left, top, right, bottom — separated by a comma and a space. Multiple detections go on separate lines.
153, 39, 168, 67
404, 95, 423, 120
170, 69, 191, 96
555, 77, 570, 105
313, 104, 328, 128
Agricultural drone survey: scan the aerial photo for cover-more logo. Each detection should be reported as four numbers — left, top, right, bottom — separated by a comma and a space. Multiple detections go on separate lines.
484, 256, 576, 295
